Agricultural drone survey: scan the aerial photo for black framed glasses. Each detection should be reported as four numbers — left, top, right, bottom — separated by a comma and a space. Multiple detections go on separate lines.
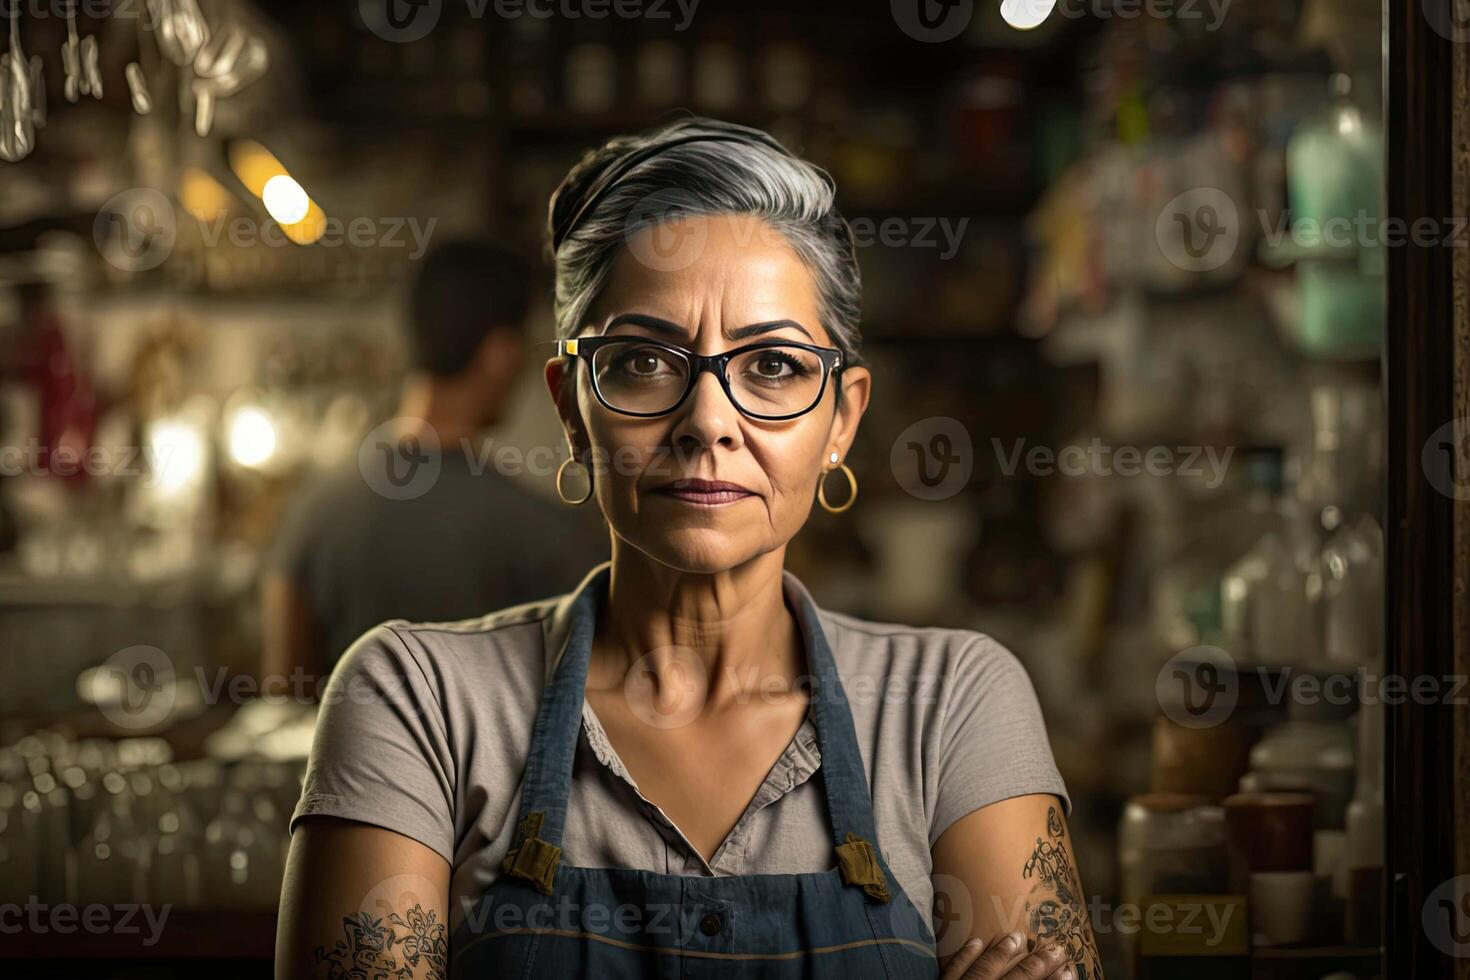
557, 335, 844, 421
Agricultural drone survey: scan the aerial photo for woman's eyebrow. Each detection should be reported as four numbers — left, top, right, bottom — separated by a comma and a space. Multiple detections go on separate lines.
603, 313, 687, 336
602, 313, 815, 342
727, 320, 814, 341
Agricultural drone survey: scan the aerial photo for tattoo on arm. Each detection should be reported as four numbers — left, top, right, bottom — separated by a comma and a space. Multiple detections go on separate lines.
313, 905, 448, 980
1022, 806, 1103, 980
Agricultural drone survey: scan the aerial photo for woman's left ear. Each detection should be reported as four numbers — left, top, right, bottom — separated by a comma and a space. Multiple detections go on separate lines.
545, 356, 590, 458
829, 365, 871, 460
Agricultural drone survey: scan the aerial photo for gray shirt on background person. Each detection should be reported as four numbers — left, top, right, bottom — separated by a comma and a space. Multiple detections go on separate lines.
267, 448, 608, 673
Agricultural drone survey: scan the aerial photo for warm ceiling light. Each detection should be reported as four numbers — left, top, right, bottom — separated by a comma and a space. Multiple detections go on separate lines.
228, 139, 286, 198
281, 200, 328, 245
1000, 0, 1058, 30
262, 174, 310, 225
180, 168, 233, 222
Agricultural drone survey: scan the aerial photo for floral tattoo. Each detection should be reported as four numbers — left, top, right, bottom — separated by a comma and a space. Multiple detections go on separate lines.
1022, 806, 1103, 980
314, 906, 448, 980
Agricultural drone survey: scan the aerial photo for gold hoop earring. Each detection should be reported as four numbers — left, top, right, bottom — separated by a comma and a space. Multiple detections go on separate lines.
818, 456, 857, 514
556, 456, 594, 506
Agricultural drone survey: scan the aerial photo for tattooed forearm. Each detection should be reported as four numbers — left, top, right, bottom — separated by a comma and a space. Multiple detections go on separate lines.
1022, 806, 1103, 980
313, 906, 448, 980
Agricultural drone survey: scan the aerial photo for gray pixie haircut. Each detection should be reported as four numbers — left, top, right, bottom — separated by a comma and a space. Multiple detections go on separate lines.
547, 117, 863, 368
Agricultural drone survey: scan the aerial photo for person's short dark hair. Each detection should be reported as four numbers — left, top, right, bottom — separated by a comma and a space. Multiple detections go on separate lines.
408, 240, 532, 376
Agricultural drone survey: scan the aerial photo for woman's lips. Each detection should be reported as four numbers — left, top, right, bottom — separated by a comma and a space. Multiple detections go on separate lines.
651, 479, 756, 506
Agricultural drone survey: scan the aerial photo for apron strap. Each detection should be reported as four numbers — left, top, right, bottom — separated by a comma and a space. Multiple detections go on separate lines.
507, 569, 606, 877
795, 589, 896, 902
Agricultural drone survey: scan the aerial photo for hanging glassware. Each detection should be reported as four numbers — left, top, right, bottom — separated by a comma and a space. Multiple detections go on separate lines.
0, 6, 36, 163
126, 63, 152, 114
189, 22, 268, 137
62, 2, 103, 102
149, 0, 210, 68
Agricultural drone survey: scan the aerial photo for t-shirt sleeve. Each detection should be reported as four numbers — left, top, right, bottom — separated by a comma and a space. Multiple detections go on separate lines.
929, 633, 1071, 846
290, 623, 456, 862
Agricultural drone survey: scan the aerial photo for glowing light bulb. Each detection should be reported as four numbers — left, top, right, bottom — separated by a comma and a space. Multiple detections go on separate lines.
228, 406, 277, 468
262, 174, 310, 225
148, 420, 206, 495
1000, 0, 1057, 30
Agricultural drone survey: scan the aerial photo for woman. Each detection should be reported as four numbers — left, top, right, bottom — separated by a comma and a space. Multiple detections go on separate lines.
276, 118, 1101, 980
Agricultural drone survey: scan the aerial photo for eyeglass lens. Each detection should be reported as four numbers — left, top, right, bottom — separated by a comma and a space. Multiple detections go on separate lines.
591, 340, 827, 417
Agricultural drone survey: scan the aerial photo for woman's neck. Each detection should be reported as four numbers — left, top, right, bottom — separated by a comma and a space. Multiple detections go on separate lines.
591, 544, 806, 711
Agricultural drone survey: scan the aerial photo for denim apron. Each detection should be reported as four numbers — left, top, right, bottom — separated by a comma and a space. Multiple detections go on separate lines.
450, 567, 940, 978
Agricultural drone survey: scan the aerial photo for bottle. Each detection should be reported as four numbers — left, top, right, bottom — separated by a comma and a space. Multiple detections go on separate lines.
1321, 514, 1384, 669
1220, 449, 1324, 665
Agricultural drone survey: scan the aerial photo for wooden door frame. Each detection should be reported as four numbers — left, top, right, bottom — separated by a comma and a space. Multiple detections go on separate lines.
1384, 2, 1469, 980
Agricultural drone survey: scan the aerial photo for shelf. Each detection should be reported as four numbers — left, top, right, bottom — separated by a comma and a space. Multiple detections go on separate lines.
1, 908, 277, 961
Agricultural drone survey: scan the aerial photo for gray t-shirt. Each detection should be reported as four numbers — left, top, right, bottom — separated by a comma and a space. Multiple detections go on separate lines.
268, 451, 608, 670
291, 561, 1069, 936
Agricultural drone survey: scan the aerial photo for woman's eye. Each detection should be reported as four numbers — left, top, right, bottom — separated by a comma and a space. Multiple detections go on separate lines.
752, 354, 793, 378
618, 349, 673, 375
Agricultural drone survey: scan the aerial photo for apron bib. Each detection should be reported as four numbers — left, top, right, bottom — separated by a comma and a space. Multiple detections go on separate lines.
451, 568, 940, 979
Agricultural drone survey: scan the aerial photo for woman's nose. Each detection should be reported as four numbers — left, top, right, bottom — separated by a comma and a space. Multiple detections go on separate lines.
669, 369, 744, 450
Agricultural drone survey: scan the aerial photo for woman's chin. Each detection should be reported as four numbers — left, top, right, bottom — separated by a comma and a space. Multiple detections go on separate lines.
634, 529, 764, 575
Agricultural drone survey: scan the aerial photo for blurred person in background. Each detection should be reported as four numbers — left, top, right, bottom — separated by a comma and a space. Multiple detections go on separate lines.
259, 239, 608, 690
